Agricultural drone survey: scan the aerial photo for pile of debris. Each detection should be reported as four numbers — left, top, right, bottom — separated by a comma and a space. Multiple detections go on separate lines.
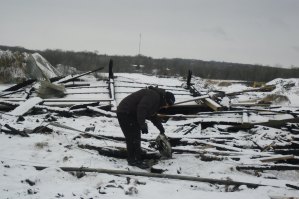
1, 59, 299, 197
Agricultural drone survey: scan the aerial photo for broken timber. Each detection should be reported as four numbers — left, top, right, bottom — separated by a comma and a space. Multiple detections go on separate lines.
1, 124, 29, 137
258, 155, 295, 163
202, 98, 222, 111
9, 97, 43, 116
227, 117, 299, 131
173, 85, 276, 106
33, 166, 274, 188
78, 144, 159, 159
3, 79, 36, 92
236, 164, 299, 171
87, 106, 116, 117
54, 67, 104, 84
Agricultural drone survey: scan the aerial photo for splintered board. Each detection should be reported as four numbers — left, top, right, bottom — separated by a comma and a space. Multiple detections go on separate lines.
9, 97, 43, 116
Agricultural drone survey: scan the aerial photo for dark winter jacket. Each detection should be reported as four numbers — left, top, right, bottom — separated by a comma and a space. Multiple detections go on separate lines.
117, 87, 166, 133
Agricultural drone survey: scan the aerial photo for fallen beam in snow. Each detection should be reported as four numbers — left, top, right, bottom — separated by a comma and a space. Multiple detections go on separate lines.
33, 105, 73, 117
9, 97, 43, 116
258, 155, 295, 163
227, 117, 299, 132
2, 79, 36, 92
87, 106, 116, 117
55, 67, 104, 84
236, 164, 299, 171
33, 165, 281, 188
1, 124, 29, 137
0, 89, 26, 97
202, 98, 222, 111
194, 140, 244, 152
78, 144, 159, 159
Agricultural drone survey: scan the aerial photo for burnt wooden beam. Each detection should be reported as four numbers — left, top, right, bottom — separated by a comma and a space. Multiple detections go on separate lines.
55, 67, 104, 84
115, 85, 187, 92
186, 70, 192, 89
78, 144, 159, 160
3, 124, 29, 137
0, 89, 26, 97
64, 83, 91, 88
236, 164, 299, 171
116, 79, 183, 88
227, 117, 299, 132
258, 155, 295, 163
66, 91, 109, 95
49, 76, 65, 83
274, 149, 299, 155
108, 59, 114, 79
202, 98, 222, 111
67, 85, 108, 89
3, 79, 36, 92
69, 103, 112, 111
33, 105, 73, 117
33, 165, 276, 188
87, 106, 116, 117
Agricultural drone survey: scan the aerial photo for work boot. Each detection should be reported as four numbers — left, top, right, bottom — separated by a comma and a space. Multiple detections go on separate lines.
128, 160, 150, 169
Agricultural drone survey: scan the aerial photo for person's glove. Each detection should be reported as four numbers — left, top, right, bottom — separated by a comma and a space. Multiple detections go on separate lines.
141, 127, 148, 134
141, 124, 148, 134
159, 129, 165, 135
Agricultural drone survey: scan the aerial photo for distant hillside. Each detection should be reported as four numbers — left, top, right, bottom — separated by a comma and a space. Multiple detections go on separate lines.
1, 45, 299, 82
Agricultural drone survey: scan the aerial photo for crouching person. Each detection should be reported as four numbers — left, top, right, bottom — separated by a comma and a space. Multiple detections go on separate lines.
116, 86, 175, 169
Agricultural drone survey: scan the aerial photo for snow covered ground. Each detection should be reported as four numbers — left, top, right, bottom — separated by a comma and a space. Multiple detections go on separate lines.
0, 73, 299, 199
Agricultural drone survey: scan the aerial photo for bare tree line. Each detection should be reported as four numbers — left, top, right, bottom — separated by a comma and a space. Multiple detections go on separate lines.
1, 45, 299, 82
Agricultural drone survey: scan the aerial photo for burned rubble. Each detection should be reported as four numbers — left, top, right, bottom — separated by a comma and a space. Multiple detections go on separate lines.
1, 58, 299, 197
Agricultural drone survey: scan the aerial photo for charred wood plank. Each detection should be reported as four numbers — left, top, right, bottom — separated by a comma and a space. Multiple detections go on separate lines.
55, 67, 104, 84
87, 106, 116, 117
0, 100, 18, 108
285, 183, 299, 190
236, 164, 299, 171
66, 85, 107, 89
258, 155, 295, 163
33, 105, 73, 117
78, 144, 159, 160
116, 80, 183, 88
0, 89, 26, 97
3, 124, 29, 137
194, 140, 244, 152
3, 79, 36, 92
115, 85, 187, 92
64, 83, 91, 88
66, 91, 109, 95
202, 98, 222, 111
49, 76, 65, 83
274, 149, 299, 155
34, 165, 274, 188
227, 117, 299, 132
69, 102, 101, 110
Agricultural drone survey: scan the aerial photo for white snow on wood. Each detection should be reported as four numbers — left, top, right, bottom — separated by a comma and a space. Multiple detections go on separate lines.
1, 73, 299, 198
9, 97, 43, 116
87, 106, 117, 117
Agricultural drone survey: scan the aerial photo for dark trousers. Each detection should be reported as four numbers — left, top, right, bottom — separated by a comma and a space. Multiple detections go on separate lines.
117, 112, 141, 163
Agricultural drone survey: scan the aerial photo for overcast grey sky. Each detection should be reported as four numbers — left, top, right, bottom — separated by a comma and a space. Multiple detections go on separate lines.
1, 0, 299, 67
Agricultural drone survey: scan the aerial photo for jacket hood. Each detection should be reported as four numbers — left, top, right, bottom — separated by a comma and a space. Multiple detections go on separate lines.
148, 86, 167, 106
